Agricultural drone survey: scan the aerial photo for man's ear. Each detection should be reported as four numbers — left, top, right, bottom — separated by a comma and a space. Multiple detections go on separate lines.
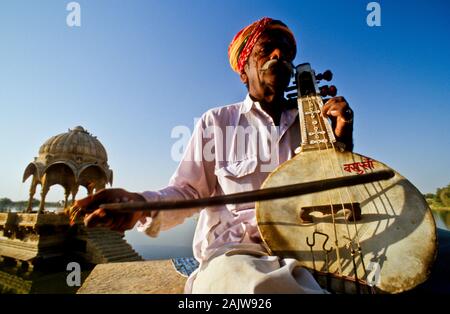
239, 72, 248, 85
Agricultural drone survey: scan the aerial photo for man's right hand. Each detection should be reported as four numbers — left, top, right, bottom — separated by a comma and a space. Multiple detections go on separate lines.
68, 188, 146, 233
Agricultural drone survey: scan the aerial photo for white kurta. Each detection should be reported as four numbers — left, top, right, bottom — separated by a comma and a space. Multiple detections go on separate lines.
136, 94, 326, 293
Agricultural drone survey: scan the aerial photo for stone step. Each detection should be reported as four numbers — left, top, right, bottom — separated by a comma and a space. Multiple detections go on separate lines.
102, 256, 141, 264
91, 244, 140, 257
102, 252, 141, 262
84, 229, 123, 236
89, 241, 133, 251
113, 256, 143, 262
106, 255, 142, 263
94, 245, 137, 255
80, 226, 143, 264
84, 236, 124, 242
89, 238, 125, 244
100, 250, 140, 258
84, 228, 123, 234
88, 238, 125, 245
91, 240, 128, 247
87, 234, 125, 241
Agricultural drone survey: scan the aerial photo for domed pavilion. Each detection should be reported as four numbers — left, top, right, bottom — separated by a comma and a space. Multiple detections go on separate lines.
22, 126, 113, 213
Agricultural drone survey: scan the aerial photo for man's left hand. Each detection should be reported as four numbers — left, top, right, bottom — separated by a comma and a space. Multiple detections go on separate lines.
322, 96, 353, 138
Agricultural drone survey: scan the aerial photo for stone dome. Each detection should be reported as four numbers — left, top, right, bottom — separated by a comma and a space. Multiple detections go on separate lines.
23, 126, 113, 213
38, 126, 108, 162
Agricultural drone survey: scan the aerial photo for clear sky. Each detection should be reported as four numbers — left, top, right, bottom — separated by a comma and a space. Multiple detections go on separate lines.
1, 0, 449, 203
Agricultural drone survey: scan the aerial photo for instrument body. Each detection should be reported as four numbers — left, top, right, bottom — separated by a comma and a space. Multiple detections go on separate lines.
256, 63, 437, 293
256, 150, 436, 293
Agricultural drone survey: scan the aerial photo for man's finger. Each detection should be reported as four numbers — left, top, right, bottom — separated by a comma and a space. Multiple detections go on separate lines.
334, 120, 346, 137
322, 98, 339, 118
111, 215, 127, 231
73, 194, 96, 209
74, 188, 126, 214
84, 208, 111, 228
323, 100, 350, 119
326, 109, 340, 117
73, 190, 108, 212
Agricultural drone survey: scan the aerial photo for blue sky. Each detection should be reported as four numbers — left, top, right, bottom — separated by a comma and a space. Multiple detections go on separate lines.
1, 0, 449, 205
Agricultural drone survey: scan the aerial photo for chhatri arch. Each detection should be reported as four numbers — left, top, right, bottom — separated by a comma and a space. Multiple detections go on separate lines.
23, 126, 113, 213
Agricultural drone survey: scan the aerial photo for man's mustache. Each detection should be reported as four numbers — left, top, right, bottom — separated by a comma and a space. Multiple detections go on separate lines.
260, 59, 293, 74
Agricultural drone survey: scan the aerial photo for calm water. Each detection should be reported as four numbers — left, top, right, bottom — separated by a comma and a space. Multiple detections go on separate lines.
125, 216, 197, 259
433, 211, 450, 231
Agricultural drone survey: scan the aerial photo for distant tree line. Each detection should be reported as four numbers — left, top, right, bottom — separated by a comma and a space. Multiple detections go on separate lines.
424, 183, 450, 208
0, 197, 62, 212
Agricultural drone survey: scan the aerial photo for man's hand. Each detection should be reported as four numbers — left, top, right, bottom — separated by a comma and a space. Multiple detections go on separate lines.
68, 188, 145, 233
322, 96, 354, 150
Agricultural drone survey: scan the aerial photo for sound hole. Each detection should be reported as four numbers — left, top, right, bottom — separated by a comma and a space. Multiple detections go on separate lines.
299, 203, 361, 224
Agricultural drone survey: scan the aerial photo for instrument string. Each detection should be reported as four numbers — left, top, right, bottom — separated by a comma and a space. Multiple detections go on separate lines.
313, 95, 368, 281
313, 95, 354, 241
301, 95, 343, 274
325, 110, 370, 280
305, 95, 365, 286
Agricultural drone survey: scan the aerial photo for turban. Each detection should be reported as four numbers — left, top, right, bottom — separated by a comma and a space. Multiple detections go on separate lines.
228, 17, 296, 74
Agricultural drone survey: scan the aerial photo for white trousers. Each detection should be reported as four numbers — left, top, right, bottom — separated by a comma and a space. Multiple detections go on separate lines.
190, 244, 328, 294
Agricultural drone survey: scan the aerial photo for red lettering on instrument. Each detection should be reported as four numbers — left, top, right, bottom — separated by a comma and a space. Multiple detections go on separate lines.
343, 158, 375, 174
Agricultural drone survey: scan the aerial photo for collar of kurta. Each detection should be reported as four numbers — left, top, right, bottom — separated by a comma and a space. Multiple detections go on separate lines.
242, 94, 298, 114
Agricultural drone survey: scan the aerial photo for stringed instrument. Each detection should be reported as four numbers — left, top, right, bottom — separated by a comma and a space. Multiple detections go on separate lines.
255, 63, 437, 294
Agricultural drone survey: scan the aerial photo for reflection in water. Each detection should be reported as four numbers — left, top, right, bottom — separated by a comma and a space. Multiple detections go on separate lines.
433, 210, 450, 230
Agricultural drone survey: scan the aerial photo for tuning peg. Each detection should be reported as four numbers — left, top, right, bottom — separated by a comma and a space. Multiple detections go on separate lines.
328, 85, 337, 96
319, 85, 338, 97
319, 85, 329, 97
316, 70, 333, 82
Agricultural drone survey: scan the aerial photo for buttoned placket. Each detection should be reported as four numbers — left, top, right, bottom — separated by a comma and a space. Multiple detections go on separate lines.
246, 100, 298, 170
279, 108, 298, 141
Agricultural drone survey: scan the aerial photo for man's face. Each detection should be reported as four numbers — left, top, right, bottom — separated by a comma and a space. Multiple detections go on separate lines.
241, 28, 295, 104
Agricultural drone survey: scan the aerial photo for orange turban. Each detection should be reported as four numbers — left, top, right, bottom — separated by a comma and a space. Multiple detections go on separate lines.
228, 17, 296, 74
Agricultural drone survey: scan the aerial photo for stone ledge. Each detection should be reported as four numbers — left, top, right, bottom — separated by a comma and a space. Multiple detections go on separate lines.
77, 260, 187, 294
0, 212, 70, 228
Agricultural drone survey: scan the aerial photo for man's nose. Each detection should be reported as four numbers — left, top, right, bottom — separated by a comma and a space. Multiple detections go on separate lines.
269, 48, 282, 60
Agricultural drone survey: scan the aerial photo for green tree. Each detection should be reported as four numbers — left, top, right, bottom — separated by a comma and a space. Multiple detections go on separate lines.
0, 198, 13, 211
437, 184, 450, 207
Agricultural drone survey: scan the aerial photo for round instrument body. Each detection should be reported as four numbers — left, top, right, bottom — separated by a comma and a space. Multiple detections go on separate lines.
256, 150, 437, 293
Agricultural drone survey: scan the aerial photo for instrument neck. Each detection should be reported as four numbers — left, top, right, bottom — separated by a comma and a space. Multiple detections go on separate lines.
297, 95, 337, 152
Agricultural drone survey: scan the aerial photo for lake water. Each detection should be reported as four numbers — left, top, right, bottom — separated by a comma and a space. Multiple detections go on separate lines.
125, 216, 197, 259
433, 211, 450, 231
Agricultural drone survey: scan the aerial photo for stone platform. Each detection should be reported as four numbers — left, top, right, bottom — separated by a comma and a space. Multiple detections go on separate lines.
77, 260, 187, 294
0, 212, 71, 268
0, 212, 142, 270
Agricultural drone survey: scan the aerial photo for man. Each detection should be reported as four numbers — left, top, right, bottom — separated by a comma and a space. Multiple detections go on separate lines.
72, 17, 354, 293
